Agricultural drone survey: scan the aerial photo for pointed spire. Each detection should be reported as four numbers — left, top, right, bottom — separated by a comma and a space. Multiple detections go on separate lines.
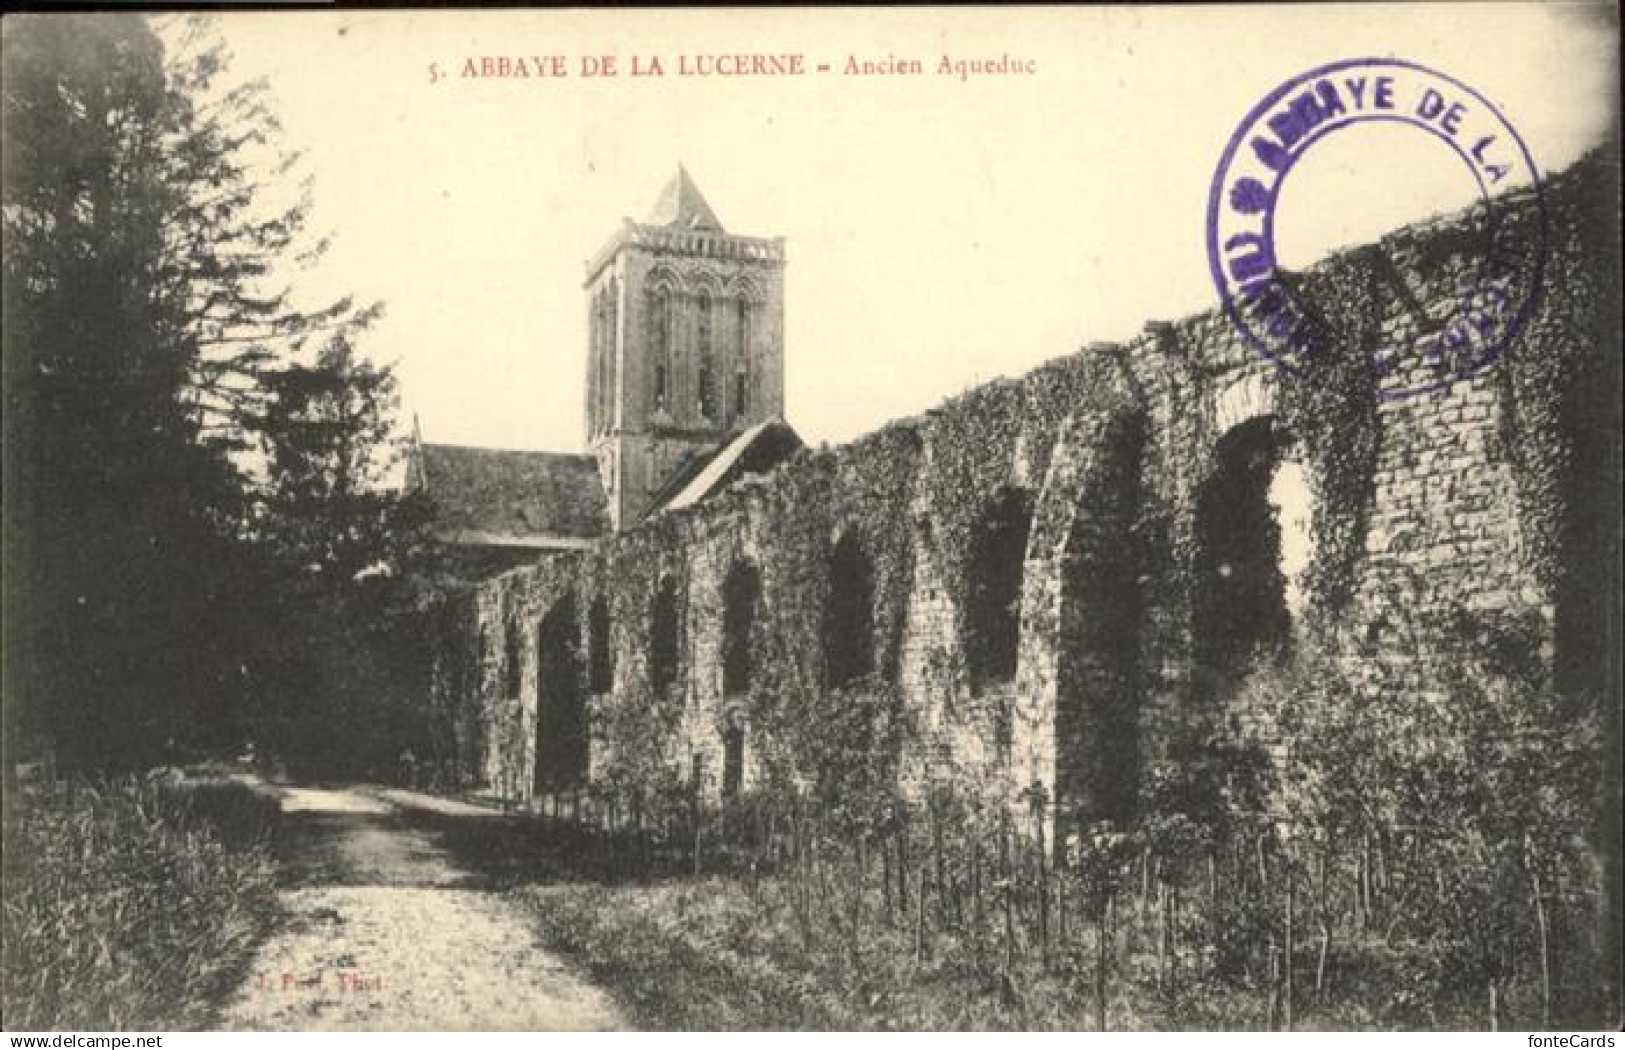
646, 164, 724, 231
405, 412, 428, 492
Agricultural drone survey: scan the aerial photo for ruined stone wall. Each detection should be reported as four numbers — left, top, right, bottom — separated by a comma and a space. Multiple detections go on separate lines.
430, 153, 1617, 833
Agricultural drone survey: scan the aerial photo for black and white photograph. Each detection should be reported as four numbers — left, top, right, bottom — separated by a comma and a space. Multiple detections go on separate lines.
2, 4, 1621, 1034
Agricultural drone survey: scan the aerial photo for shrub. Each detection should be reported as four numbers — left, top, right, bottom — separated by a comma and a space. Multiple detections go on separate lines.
151, 775, 283, 850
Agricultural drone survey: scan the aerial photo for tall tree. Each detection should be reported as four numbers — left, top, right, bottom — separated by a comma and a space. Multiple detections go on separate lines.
2, 14, 387, 769
5, 14, 231, 765
246, 333, 436, 776
255, 336, 426, 585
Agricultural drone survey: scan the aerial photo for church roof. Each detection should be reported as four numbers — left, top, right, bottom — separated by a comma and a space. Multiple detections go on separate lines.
646, 165, 724, 231
417, 443, 607, 550
647, 419, 804, 520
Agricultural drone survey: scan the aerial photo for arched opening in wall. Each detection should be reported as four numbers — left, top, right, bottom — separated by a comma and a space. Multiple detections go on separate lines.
720, 560, 760, 801
504, 613, 525, 699
588, 596, 612, 695
722, 720, 744, 802
824, 532, 876, 689
1192, 415, 1311, 702
534, 592, 586, 796
1057, 418, 1147, 827
722, 560, 760, 697
966, 487, 1033, 693
650, 577, 681, 701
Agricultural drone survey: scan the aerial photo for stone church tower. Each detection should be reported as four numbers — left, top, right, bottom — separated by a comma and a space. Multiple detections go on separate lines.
583, 167, 787, 530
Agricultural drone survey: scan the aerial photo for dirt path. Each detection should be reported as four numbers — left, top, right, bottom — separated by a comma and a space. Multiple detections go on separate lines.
219, 785, 627, 1031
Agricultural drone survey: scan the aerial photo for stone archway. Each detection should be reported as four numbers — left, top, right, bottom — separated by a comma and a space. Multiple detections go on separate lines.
534, 592, 586, 799
824, 532, 876, 688
1051, 413, 1148, 829
965, 487, 1033, 695
650, 577, 681, 701
1212, 370, 1278, 437
720, 559, 761, 801
1191, 413, 1312, 705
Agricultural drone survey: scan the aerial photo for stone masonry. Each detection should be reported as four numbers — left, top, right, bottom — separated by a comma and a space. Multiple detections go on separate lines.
425, 152, 1618, 842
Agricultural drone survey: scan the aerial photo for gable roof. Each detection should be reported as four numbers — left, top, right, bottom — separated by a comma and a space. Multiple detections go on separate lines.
418, 443, 607, 550
649, 419, 804, 519
646, 165, 724, 232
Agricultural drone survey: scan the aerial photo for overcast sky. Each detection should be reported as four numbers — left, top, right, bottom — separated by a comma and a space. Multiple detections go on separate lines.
207, 4, 1617, 453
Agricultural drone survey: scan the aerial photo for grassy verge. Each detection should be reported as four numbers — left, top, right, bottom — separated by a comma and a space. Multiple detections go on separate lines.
388, 796, 1598, 1031
2, 777, 282, 1030
510, 876, 1145, 1030
507, 873, 1553, 1031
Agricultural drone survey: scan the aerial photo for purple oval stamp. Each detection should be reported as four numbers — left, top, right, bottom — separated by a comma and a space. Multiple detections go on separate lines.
1207, 58, 1546, 400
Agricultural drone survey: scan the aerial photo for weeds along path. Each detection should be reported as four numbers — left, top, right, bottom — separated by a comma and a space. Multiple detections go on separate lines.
219, 785, 627, 1031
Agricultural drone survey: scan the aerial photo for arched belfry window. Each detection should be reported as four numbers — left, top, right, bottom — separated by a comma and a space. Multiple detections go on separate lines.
650, 289, 672, 412
589, 291, 602, 436
734, 298, 751, 419
696, 292, 715, 420
966, 487, 1033, 691
602, 279, 618, 431
592, 288, 611, 435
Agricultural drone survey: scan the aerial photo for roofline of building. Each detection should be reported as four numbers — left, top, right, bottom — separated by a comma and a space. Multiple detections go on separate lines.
419, 441, 598, 462
434, 528, 599, 552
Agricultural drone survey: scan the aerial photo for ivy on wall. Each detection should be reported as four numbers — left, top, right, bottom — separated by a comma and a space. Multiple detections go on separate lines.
926, 362, 1086, 590
924, 356, 1130, 680
1495, 153, 1618, 595
1279, 251, 1383, 626
420, 150, 1615, 823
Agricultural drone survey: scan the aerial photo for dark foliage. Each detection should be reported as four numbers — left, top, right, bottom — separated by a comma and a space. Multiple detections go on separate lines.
3, 14, 430, 776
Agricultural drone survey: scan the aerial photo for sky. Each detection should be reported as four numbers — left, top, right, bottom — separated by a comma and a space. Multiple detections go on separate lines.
204, 4, 1618, 453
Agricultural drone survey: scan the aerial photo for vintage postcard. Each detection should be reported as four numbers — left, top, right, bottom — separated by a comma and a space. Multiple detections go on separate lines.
2, 3, 1620, 1035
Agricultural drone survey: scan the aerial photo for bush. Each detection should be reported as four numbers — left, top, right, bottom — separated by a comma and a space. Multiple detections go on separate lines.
1, 778, 280, 1030
151, 774, 283, 850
